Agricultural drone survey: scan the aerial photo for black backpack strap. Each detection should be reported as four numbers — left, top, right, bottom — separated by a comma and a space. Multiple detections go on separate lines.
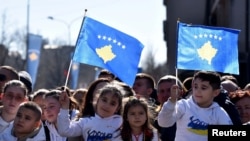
42, 121, 51, 141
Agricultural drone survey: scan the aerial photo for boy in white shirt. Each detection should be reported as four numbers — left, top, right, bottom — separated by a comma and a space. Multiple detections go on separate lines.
158, 71, 232, 141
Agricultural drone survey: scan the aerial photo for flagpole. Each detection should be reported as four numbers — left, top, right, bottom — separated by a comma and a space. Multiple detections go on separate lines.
63, 9, 88, 91
175, 19, 180, 107
25, 0, 30, 69
175, 19, 180, 86
175, 67, 178, 115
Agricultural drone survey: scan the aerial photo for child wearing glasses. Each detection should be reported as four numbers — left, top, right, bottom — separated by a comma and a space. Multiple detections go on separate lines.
0, 101, 45, 140
0, 80, 28, 133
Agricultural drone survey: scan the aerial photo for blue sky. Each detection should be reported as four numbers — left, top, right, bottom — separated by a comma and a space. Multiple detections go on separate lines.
0, 0, 166, 66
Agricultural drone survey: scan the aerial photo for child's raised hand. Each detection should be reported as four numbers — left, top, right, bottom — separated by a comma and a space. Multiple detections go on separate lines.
59, 91, 70, 109
169, 85, 181, 103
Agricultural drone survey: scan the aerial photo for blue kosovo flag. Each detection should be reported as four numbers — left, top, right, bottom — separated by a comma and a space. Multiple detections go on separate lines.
27, 33, 43, 87
177, 22, 240, 74
73, 17, 144, 86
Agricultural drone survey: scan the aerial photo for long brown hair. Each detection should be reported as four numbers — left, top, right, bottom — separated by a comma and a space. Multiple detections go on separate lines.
121, 96, 156, 141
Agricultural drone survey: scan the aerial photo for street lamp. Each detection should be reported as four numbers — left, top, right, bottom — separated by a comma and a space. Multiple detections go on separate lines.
47, 16, 82, 45
26, 0, 30, 61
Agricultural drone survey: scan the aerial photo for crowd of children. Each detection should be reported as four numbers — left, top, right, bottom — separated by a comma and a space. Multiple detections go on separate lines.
1, 66, 250, 141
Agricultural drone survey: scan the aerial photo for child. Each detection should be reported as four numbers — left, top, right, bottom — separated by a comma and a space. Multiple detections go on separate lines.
158, 71, 232, 141
31, 88, 50, 140
120, 96, 159, 141
0, 80, 28, 133
0, 101, 45, 140
79, 78, 111, 118
57, 84, 123, 141
32, 88, 50, 121
43, 89, 83, 141
56, 86, 79, 120
43, 89, 68, 141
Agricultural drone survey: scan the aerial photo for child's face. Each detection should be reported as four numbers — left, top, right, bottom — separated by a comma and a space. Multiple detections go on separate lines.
2, 86, 26, 114
13, 107, 40, 137
96, 92, 120, 118
43, 97, 60, 123
127, 105, 147, 129
235, 97, 250, 123
192, 78, 219, 108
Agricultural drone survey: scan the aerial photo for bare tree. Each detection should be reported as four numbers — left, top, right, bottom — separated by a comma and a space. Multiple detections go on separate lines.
141, 46, 168, 82
0, 10, 26, 52
51, 37, 67, 46
0, 10, 8, 45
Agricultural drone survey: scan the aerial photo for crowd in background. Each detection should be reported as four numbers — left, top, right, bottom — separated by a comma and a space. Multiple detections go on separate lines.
0, 65, 250, 141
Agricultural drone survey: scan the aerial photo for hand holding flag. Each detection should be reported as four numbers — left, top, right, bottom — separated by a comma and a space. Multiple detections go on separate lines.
73, 17, 144, 86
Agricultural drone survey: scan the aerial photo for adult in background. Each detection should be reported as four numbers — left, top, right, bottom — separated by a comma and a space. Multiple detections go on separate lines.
158, 71, 232, 141
132, 73, 159, 105
154, 75, 187, 141
18, 71, 33, 100
0, 66, 19, 105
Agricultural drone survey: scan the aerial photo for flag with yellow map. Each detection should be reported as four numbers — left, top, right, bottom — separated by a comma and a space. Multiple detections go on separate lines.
73, 17, 144, 86
177, 22, 240, 74
27, 33, 43, 87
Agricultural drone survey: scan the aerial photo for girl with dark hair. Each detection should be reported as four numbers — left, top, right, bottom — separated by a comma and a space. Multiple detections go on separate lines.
120, 96, 159, 141
57, 84, 124, 140
79, 78, 111, 118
